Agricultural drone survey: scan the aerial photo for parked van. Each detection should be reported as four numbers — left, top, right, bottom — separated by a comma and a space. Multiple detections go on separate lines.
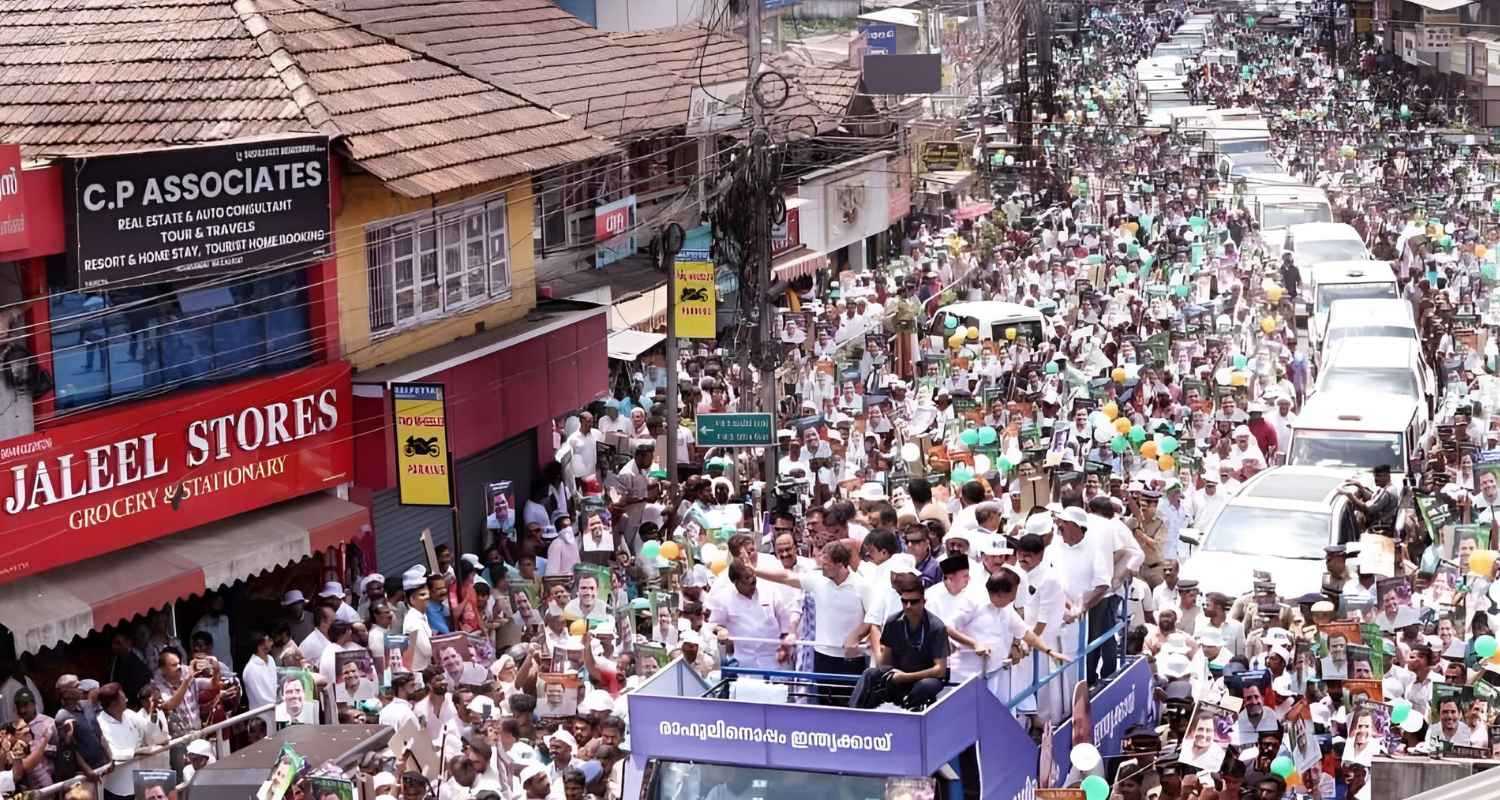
1283, 222, 1370, 316
1286, 392, 1425, 483
1312, 336, 1435, 418
1318, 299, 1418, 369
1207, 120, 1272, 156
929, 301, 1047, 345
1307, 261, 1399, 354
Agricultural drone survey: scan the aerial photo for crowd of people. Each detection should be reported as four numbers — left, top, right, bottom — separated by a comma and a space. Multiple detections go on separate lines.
10, 5, 1500, 800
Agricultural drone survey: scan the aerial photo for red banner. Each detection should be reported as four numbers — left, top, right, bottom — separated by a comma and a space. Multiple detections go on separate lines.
0, 363, 354, 584
0, 145, 29, 253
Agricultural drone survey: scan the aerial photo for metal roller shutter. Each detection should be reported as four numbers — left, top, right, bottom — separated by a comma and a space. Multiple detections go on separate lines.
372, 489, 452, 577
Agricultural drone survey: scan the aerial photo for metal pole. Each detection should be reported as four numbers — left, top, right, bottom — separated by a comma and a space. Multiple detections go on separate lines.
663, 232, 681, 495
748, 0, 779, 487
975, 0, 987, 184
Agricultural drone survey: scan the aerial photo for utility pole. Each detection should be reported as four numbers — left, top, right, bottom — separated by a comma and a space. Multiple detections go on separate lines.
661, 225, 683, 495
747, 0, 779, 487
974, 0, 988, 185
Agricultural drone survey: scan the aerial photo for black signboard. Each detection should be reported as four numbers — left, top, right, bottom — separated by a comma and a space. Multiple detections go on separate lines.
921, 141, 962, 171
64, 135, 332, 289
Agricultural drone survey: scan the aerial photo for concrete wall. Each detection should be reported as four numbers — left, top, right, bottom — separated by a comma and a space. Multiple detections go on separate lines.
335, 169, 538, 372
593, 0, 714, 31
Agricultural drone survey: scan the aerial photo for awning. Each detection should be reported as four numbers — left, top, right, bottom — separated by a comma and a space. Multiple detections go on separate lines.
773, 249, 830, 280
954, 202, 995, 221
608, 329, 666, 360
921, 170, 974, 189
609, 284, 668, 332
0, 493, 369, 655
1406, 0, 1472, 10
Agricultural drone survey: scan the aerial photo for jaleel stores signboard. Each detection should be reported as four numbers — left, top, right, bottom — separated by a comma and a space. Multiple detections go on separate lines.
0, 363, 353, 584
63, 135, 332, 289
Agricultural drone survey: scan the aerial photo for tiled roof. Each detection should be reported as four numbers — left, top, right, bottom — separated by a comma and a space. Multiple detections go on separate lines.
607, 26, 745, 121
0, 0, 613, 197
332, 0, 687, 141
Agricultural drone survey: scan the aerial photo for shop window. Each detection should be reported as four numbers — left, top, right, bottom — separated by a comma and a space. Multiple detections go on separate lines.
49, 269, 312, 413
367, 196, 511, 335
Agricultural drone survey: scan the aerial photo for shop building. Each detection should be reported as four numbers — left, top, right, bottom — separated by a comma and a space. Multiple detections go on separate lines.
0, 0, 613, 668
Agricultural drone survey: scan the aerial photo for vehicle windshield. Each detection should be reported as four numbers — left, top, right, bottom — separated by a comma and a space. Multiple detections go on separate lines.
1218, 138, 1270, 155
1318, 366, 1418, 400
1324, 325, 1415, 349
1288, 430, 1405, 471
1204, 507, 1329, 559
1234, 161, 1283, 175
649, 761, 912, 800
1295, 238, 1367, 264
1315, 281, 1398, 313
1261, 202, 1331, 229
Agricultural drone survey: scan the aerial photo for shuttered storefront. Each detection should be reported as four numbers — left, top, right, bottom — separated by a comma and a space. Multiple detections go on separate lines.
372, 429, 539, 575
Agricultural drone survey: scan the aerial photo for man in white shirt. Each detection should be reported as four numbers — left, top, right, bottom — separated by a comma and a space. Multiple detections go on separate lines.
378, 674, 421, 733
1015, 528, 1067, 718
1049, 506, 1112, 692
241, 632, 279, 714
566, 413, 602, 482
191, 594, 234, 669
402, 567, 435, 671
705, 562, 792, 669
298, 606, 335, 665
951, 568, 1064, 706
97, 682, 165, 800
756, 541, 873, 703
320, 582, 360, 625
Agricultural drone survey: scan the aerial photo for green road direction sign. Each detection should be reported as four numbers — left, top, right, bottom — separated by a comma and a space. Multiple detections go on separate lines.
696, 412, 776, 447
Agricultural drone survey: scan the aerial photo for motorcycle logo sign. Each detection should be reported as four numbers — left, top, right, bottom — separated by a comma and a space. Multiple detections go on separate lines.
392, 382, 454, 506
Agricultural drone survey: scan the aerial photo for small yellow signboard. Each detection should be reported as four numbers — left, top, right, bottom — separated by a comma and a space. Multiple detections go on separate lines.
674, 259, 716, 338
392, 382, 453, 506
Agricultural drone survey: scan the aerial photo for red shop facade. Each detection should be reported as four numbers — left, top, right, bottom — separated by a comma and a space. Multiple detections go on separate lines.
350, 302, 609, 574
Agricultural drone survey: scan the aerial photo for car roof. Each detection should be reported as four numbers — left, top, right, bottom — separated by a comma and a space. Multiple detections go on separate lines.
1325, 298, 1415, 327
1322, 335, 1420, 369
1293, 391, 1421, 431
1250, 185, 1329, 202
1310, 260, 1396, 283
934, 301, 1043, 324
1288, 222, 1363, 241
1225, 467, 1352, 511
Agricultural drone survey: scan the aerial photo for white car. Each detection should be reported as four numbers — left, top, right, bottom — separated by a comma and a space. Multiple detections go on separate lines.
1181, 467, 1358, 599
1283, 222, 1370, 316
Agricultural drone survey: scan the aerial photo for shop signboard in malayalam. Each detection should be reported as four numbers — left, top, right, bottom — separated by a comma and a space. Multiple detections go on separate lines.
0, 363, 353, 585
921, 141, 963, 172
63, 134, 332, 289
861, 22, 898, 55
0, 144, 29, 253
771, 206, 801, 257
594, 194, 637, 268
674, 259, 716, 338
391, 383, 454, 507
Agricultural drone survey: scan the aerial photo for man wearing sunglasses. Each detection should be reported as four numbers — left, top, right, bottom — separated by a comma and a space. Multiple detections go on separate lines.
855, 574, 984, 711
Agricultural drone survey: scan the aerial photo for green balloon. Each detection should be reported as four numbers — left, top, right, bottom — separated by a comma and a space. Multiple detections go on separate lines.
642, 541, 661, 561
1160, 436, 1179, 455
1110, 435, 1129, 454
1173, 284, 1189, 298
1082, 775, 1110, 800
996, 457, 1013, 473
952, 467, 974, 485
977, 426, 998, 445
1232, 354, 1248, 370
1045, 361, 1060, 375
1128, 426, 1147, 445
960, 429, 980, 447
1270, 755, 1295, 779
1390, 699, 1412, 726
945, 317, 958, 329
1476, 634, 1498, 659
1483, 262, 1499, 282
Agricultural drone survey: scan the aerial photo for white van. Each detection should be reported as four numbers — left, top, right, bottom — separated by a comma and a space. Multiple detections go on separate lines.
929, 301, 1046, 345
1250, 185, 1333, 256
1286, 392, 1424, 483
1308, 261, 1399, 354
1313, 336, 1435, 419
1207, 121, 1272, 157
1319, 299, 1417, 364
1283, 222, 1371, 316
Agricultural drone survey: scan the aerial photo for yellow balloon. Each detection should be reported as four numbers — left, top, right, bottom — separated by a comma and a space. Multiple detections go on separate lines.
661, 541, 681, 560
1102, 402, 1119, 420
1157, 454, 1175, 471
1470, 549, 1497, 578
1260, 317, 1277, 334
569, 619, 587, 636
949, 333, 966, 350
1005, 327, 1018, 341
710, 559, 728, 575
1111, 367, 1128, 384
1479, 244, 1489, 259
1114, 417, 1133, 434
1140, 441, 1158, 459
967, 326, 981, 340
1266, 286, 1284, 303
1230, 373, 1248, 387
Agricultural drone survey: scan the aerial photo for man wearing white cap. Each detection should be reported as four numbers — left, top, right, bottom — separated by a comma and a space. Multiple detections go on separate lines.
183, 738, 216, 782
1268, 391, 1296, 450
1227, 425, 1264, 472
321, 581, 360, 625
402, 566, 435, 671
1196, 471, 1229, 523
1050, 505, 1111, 690
518, 762, 551, 800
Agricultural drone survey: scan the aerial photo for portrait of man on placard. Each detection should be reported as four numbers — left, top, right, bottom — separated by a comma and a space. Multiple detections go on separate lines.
334, 649, 377, 704
274, 668, 318, 724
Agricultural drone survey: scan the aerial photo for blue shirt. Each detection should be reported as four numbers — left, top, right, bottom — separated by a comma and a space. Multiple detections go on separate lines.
426, 602, 451, 635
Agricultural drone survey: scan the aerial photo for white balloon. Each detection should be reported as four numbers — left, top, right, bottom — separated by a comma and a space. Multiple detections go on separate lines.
700, 544, 721, 564
901, 442, 921, 462
1070, 742, 1102, 773
1400, 712, 1425, 733
974, 454, 992, 474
